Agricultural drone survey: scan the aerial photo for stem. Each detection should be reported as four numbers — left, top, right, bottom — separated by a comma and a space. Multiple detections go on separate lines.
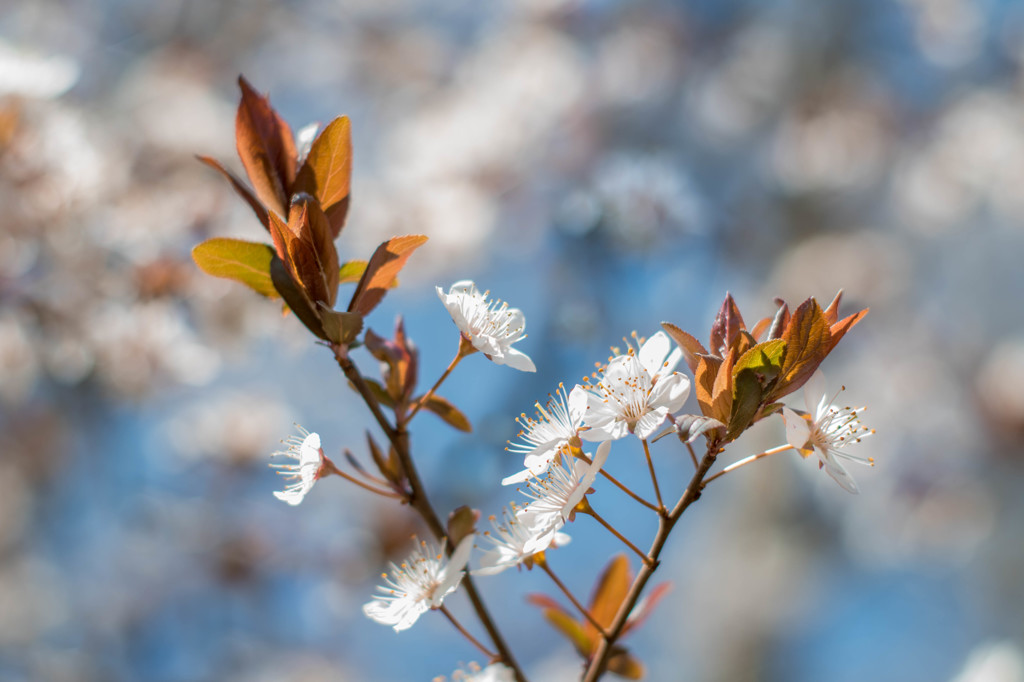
642, 439, 665, 513
598, 469, 660, 512
582, 501, 651, 565
331, 345, 527, 682
575, 449, 658, 512
685, 441, 699, 469
321, 459, 404, 499
581, 442, 721, 682
407, 336, 470, 421
539, 559, 607, 637
439, 605, 497, 660
702, 444, 794, 486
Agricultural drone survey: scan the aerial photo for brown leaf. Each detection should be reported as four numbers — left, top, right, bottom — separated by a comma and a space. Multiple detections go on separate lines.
446, 506, 479, 546
420, 394, 472, 432
587, 555, 632, 639
606, 650, 645, 680
293, 116, 352, 238
773, 298, 831, 399
348, 235, 428, 316
660, 322, 708, 373
269, 254, 326, 340
827, 307, 869, 353
235, 76, 297, 216
710, 347, 736, 424
289, 195, 339, 306
196, 155, 269, 231
537, 603, 594, 657
694, 355, 722, 418
822, 290, 844, 326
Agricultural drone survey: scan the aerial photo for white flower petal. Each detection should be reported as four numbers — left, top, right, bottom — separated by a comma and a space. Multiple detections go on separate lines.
638, 331, 671, 375
782, 407, 811, 452
498, 347, 536, 372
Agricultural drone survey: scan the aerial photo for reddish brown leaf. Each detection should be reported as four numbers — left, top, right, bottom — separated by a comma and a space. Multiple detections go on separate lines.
827, 307, 869, 353
269, 254, 326, 340
196, 155, 269, 231
236, 76, 297, 216
750, 316, 773, 342
542, 607, 594, 658
293, 116, 352, 237
822, 290, 844, 326
660, 322, 708, 373
275, 208, 327, 306
622, 582, 672, 637
289, 195, 339, 306
709, 293, 746, 356
767, 300, 790, 340
348, 235, 428, 316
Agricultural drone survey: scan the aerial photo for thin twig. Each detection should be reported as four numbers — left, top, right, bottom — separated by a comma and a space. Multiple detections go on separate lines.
583, 503, 651, 565
407, 337, 468, 420
322, 460, 404, 498
539, 559, 608, 637
685, 441, 699, 469
598, 469, 660, 512
642, 438, 665, 513
702, 444, 794, 486
439, 605, 497, 660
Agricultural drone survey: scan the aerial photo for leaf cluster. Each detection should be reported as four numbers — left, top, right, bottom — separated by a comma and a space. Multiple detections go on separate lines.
192, 76, 426, 345
662, 291, 867, 443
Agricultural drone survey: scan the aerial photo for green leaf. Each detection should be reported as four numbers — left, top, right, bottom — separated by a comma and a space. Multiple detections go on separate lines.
320, 306, 363, 346
420, 395, 472, 432
728, 339, 787, 438
192, 238, 278, 298
339, 260, 368, 284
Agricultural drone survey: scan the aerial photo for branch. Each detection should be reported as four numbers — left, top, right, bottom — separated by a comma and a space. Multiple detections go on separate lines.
331, 344, 527, 682
581, 441, 721, 682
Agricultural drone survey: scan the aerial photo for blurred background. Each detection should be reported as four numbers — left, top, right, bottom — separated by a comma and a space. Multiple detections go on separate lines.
2, 0, 1023, 680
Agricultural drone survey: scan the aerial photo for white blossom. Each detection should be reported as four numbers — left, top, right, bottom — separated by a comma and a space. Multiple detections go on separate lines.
474, 503, 571, 576
363, 536, 473, 632
581, 331, 691, 441
502, 382, 587, 485
269, 427, 324, 506
782, 370, 875, 494
517, 441, 611, 535
436, 280, 535, 372
434, 662, 516, 682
